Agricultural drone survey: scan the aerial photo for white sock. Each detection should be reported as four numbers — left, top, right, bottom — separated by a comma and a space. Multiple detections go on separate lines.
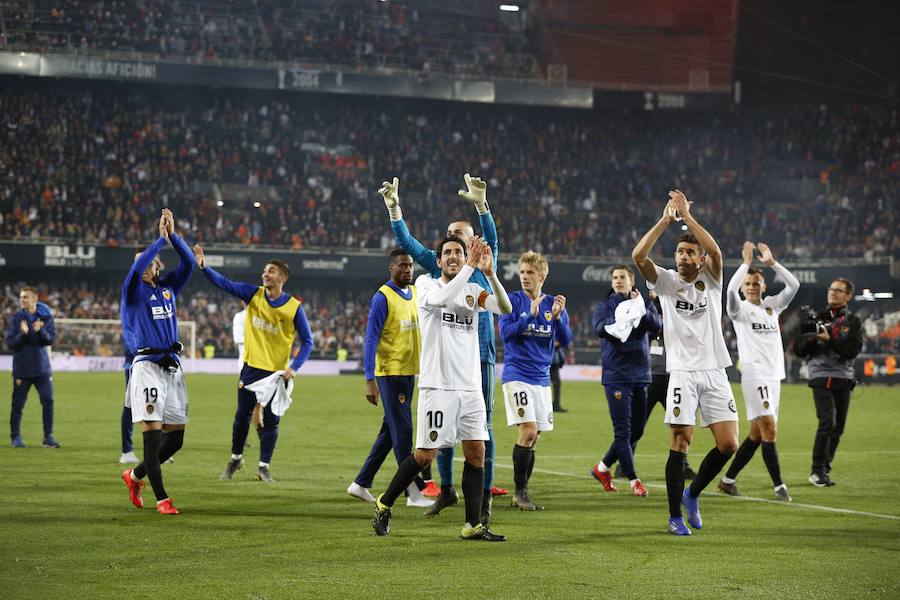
156, 498, 169, 505
130, 470, 140, 482
259, 461, 269, 468
630, 479, 640, 488
231, 453, 243, 461
722, 476, 736, 484
597, 461, 610, 473
774, 483, 787, 492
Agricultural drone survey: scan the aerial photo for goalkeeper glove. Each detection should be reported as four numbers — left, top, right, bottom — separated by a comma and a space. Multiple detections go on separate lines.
458, 173, 489, 215
378, 177, 402, 221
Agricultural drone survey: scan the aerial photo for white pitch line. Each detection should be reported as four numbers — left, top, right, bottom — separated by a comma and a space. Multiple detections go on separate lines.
461, 458, 900, 522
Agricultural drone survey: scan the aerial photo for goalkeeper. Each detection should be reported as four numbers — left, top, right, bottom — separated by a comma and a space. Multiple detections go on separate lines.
378, 173, 505, 526
193, 245, 313, 484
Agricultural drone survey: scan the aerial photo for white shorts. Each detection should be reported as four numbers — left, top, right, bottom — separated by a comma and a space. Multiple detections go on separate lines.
415, 388, 489, 449
740, 378, 781, 422
502, 381, 554, 432
664, 368, 737, 428
127, 359, 189, 424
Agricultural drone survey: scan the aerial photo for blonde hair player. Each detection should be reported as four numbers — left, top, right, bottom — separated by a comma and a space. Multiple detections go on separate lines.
718, 242, 799, 501
498, 251, 572, 510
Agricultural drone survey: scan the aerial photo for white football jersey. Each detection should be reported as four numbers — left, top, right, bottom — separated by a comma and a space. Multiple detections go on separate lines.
727, 263, 800, 381
648, 264, 732, 372
416, 273, 486, 391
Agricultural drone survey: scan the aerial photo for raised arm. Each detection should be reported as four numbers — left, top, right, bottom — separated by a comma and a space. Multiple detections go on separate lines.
555, 308, 573, 348
671, 190, 723, 281
477, 239, 512, 315
165, 235, 196, 296
124, 234, 168, 302
458, 173, 499, 259
379, 177, 440, 276
632, 200, 676, 284
727, 242, 754, 321
758, 243, 800, 311
193, 244, 258, 302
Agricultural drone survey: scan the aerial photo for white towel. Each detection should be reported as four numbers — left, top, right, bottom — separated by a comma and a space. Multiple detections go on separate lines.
244, 371, 295, 417
604, 295, 646, 343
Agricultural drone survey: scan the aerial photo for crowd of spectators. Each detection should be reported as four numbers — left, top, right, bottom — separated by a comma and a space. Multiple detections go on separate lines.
1, 0, 539, 78
1, 82, 896, 260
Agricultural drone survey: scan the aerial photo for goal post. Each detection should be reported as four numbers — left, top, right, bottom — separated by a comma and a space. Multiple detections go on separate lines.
53, 318, 197, 370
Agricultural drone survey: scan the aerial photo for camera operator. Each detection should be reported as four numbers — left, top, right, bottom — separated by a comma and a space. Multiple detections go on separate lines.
793, 278, 862, 488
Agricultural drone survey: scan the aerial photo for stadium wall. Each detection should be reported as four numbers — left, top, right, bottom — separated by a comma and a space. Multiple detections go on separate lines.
0, 242, 889, 293
0, 51, 732, 110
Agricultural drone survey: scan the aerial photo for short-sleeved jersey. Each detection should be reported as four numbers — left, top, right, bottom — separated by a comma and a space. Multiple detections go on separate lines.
416, 273, 486, 391
648, 265, 731, 372
727, 263, 799, 381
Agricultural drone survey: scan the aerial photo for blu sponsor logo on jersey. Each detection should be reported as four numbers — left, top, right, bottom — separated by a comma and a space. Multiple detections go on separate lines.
674, 297, 708, 315
441, 311, 474, 330
523, 322, 552, 337
149, 289, 176, 320
751, 322, 779, 334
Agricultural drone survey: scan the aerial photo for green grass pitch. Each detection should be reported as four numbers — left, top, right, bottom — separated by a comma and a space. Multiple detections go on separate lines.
1, 373, 898, 599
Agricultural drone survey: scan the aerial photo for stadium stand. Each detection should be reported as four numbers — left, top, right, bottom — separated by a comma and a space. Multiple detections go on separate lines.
0, 82, 896, 260
0, 0, 540, 78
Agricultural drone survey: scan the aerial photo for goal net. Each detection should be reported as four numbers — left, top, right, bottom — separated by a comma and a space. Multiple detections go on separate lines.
53, 318, 197, 371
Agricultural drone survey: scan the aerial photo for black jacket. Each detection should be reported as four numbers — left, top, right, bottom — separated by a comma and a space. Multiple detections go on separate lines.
794, 305, 862, 384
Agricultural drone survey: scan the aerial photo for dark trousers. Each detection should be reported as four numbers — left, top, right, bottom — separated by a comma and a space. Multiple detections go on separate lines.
811, 385, 852, 474
601, 384, 648, 480
634, 372, 668, 451
10, 375, 54, 439
232, 383, 281, 464
121, 369, 134, 453
550, 364, 562, 408
355, 375, 423, 489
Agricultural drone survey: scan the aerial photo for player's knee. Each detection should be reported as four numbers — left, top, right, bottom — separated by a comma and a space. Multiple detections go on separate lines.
462, 444, 485, 467
413, 449, 437, 466
718, 439, 738, 455
165, 429, 185, 452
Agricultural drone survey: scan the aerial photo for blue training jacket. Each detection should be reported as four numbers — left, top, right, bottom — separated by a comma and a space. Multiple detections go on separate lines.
391, 212, 499, 365
5, 301, 55, 378
592, 291, 662, 385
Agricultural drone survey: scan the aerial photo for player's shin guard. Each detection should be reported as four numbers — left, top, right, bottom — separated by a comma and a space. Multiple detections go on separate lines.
382, 455, 423, 507
512, 444, 531, 491
437, 447, 455, 486
761, 441, 783, 487
689, 447, 735, 497
462, 461, 485, 527
665, 450, 687, 518
141, 430, 168, 501
526, 447, 536, 484
158, 429, 185, 464
133, 429, 184, 479
724, 437, 759, 480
